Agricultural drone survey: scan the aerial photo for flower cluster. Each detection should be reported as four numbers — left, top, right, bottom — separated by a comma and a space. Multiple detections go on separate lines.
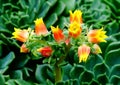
12, 10, 108, 63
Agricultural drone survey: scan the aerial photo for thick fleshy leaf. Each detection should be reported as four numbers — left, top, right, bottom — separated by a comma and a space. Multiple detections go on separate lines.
56, 81, 65, 85
10, 70, 23, 79
105, 41, 120, 54
79, 70, 94, 83
35, 64, 54, 84
70, 64, 84, 79
60, 0, 75, 14
110, 75, 120, 85
11, 54, 30, 68
45, 13, 58, 28
5, 79, 16, 85
62, 64, 72, 81
93, 63, 109, 78
105, 48, 120, 67
38, 1, 51, 18
97, 73, 109, 84
85, 54, 103, 71
0, 25, 11, 33
0, 52, 15, 69
52, 1, 65, 16
15, 79, 33, 85
105, 20, 119, 35
89, 79, 99, 85
0, 73, 5, 85
110, 64, 120, 77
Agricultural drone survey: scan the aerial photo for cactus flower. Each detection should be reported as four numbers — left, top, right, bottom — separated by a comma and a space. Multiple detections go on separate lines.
69, 10, 82, 24
78, 44, 90, 63
12, 28, 29, 42
87, 27, 108, 43
20, 44, 29, 53
69, 21, 82, 38
92, 44, 102, 54
51, 26, 65, 43
37, 46, 52, 57
34, 18, 48, 35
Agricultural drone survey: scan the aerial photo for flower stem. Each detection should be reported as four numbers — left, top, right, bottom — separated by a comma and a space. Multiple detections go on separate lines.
54, 45, 71, 83
55, 63, 62, 83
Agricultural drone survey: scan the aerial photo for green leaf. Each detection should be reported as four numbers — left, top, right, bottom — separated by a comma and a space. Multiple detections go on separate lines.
10, 70, 23, 79
110, 75, 120, 85
71, 79, 79, 85
89, 79, 99, 85
60, 0, 75, 14
18, 0, 27, 9
97, 73, 109, 84
0, 33, 20, 48
35, 64, 54, 84
56, 81, 65, 85
45, 13, 58, 28
105, 41, 120, 54
93, 63, 109, 78
62, 64, 72, 81
46, 79, 54, 85
5, 79, 16, 85
105, 48, 120, 67
47, 0, 57, 7
38, 1, 51, 18
85, 54, 103, 71
105, 21, 119, 35
15, 79, 33, 85
111, 32, 120, 41
0, 25, 11, 33
57, 16, 69, 29
12, 54, 30, 68
0, 52, 15, 69
52, 1, 65, 16
110, 64, 120, 77
70, 64, 84, 79
79, 70, 94, 83
0, 66, 8, 74
0, 73, 5, 85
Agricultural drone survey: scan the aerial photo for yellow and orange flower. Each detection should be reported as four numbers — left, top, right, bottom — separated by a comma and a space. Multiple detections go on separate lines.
87, 27, 108, 43
69, 21, 82, 38
12, 28, 29, 42
78, 44, 90, 63
20, 44, 29, 53
69, 10, 82, 24
51, 26, 65, 43
37, 46, 52, 57
92, 44, 102, 54
34, 18, 48, 35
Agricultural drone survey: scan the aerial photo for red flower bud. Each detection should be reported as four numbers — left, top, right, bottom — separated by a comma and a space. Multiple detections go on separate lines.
37, 46, 52, 57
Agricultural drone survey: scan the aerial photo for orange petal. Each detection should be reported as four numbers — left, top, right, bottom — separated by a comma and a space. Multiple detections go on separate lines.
20, 44, 29, 53
78, 44, 90, 62
12, 28, 29, 42
51, 26, 65, 43
34, 18, 48, 35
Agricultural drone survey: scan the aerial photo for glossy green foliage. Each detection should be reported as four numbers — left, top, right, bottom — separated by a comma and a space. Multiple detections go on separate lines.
0, 0, 120, 84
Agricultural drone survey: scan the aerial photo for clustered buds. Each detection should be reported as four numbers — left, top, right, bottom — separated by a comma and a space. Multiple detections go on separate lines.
12, 9, 108, 63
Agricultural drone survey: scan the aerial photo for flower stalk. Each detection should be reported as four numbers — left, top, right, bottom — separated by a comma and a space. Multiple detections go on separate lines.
54, 44, 70, 83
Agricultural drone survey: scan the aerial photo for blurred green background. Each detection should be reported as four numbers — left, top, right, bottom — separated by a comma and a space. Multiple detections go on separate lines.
0, 0, 120, 85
